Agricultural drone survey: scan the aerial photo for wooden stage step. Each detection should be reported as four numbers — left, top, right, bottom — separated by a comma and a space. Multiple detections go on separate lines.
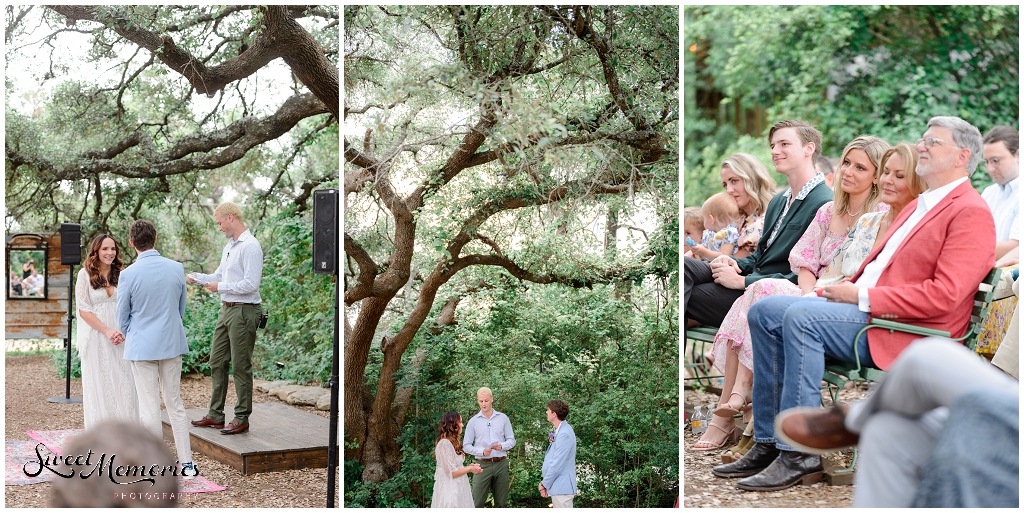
161, 402, 329, 475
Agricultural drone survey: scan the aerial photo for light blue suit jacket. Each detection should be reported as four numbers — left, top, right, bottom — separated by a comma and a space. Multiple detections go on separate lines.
541, 421, 578, 495
116, 250, 189, 361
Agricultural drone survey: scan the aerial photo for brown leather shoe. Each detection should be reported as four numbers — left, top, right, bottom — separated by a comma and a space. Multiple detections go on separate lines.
191, 416, 225, 428
775, 406, 859, 455
220, 419, 250, 435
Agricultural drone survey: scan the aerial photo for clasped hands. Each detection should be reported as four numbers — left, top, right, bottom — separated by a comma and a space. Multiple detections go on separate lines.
467, 463, 483, 474
104, 328, 125, 345
709, 256, 745, 290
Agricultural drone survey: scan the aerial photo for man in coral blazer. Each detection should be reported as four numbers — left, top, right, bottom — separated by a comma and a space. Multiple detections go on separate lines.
711, 116, 996, 492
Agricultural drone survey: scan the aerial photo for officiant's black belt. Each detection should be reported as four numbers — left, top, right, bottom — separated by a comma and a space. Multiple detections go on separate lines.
477, 456, 506, 462
223, 301, 257, 307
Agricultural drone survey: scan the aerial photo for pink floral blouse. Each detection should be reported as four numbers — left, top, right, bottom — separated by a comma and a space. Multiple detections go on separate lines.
788, 202, 888, 276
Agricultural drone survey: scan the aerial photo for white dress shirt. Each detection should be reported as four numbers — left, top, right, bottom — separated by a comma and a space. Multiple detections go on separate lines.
981, 177, 1019, 242
192, 229, 263, 304
463, 410, 516, 459
854, 177, 968, 312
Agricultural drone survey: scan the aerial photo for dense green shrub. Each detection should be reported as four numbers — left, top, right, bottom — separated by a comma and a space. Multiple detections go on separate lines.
51, 342, 82, 379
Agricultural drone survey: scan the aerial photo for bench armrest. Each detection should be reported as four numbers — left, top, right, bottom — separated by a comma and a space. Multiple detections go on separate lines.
868, 318, 951, 339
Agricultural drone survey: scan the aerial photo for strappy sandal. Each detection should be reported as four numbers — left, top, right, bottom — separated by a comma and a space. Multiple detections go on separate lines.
713, 391, 751, 418
691, 420, 738, 452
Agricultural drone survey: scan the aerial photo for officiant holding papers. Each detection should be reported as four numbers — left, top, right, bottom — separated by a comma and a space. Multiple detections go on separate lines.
188, 202, 264, 436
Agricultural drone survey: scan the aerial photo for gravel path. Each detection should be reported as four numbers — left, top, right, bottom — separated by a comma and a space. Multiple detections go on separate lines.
683, 385, 869, 508
5, 354, 339, 508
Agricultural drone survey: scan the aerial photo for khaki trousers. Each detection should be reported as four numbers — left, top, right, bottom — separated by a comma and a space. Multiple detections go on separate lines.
130, 356, 193, 464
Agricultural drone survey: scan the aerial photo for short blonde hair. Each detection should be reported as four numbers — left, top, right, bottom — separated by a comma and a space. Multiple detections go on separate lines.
702, 193, 742, 226
683, 206, 704, 231
477, 387, 493, 399
214, 202, 244, 223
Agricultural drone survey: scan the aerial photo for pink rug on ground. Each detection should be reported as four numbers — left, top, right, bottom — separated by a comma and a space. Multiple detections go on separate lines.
22, 429, 225, 493
178, 475, 227, 494
6, 440, 55, 486
26, 429, 85, 456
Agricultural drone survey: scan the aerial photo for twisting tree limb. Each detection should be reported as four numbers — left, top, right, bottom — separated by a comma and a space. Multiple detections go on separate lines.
48, 5, 339, 117
7, 93, 330, 180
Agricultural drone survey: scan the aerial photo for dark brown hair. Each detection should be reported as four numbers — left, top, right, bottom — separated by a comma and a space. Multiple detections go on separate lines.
983, 125, 1019, 155
548, 399, 569, 421
128, 220, 157, 251
435, 411, 464, 458
83, 235, 123, 290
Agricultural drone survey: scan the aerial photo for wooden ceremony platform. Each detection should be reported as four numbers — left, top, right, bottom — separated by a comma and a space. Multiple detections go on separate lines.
161, 402, 329, 475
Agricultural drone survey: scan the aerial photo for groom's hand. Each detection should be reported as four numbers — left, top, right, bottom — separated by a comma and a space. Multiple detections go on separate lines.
538, 483, 548, 498
483, 448, 492, 456
490, 443, 502, 451
204, 281, 219, 293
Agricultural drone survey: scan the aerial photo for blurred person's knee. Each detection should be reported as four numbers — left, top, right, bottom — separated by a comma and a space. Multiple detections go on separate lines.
49, 420, 180, 508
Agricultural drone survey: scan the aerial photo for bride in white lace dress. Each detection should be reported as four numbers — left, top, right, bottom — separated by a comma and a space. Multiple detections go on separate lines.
431, 411, 482, 508
76, 235, 138, 429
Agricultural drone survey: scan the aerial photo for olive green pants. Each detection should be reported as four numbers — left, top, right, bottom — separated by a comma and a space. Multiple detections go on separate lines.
207, 303, 261, 425
472, 458, 510, 508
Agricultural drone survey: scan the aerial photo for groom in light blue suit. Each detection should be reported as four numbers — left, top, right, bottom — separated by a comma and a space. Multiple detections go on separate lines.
540, 399, 578, 507
116, 219, 197, 479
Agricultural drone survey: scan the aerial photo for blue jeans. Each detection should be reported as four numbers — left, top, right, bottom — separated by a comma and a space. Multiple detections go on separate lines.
748, 295, 874, 450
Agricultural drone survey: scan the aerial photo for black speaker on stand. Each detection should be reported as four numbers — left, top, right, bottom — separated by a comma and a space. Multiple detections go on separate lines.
313, 190, 340, 507
49, 223, 83, 404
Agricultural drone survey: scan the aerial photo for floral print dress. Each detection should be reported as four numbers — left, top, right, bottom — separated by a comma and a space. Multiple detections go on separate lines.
712, 203, 887, 373
735, 212, 766, 255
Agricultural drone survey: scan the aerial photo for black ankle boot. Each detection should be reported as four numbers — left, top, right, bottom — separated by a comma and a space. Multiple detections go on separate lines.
735, 450, 823, 491
711, 442, 780, 478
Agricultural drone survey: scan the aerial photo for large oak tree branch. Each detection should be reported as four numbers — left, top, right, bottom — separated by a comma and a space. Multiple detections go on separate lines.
7, 93, 329, 180
49, 5, 339, 118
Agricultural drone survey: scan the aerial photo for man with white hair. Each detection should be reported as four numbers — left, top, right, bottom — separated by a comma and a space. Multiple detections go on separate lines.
188, 202, 264, 435
713, 116, 996, 492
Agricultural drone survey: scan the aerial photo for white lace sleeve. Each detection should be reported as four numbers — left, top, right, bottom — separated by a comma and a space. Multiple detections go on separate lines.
75, 269, 94, 314
436, 439, 460, 479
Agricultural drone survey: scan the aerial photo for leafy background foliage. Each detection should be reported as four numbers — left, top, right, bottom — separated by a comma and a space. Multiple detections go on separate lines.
684, 5, 1019, 206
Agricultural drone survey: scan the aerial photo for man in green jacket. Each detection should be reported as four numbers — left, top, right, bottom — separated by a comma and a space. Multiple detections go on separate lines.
685, 120, 833, 327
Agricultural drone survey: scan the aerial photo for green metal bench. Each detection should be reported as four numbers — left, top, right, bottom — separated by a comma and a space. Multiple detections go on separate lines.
683, 325, 720, 389
822, 267, 1002, 404
822, 267, 1002, 476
